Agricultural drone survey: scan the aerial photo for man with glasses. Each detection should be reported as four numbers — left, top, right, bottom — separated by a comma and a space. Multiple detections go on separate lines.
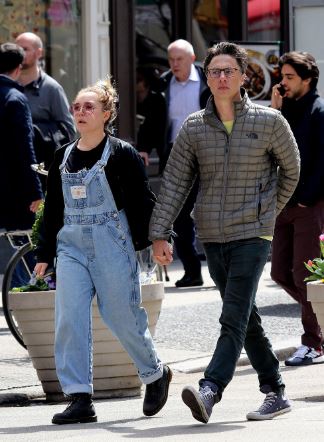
150, 42, 300, 423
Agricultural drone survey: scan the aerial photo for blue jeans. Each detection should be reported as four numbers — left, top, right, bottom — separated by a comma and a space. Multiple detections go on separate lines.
202, 238, 283, 395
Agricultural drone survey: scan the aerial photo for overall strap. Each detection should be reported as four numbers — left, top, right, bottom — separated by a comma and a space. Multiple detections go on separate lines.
59, 142, 76, 171
83, 137, 111, 185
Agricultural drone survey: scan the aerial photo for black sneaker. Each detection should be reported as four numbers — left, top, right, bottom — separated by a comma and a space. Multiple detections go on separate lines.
246, 386, 291, 420
52, 393, 97, 425
285, 345, 324, 366
182, 384, 220, 424
143, 365, 172, 416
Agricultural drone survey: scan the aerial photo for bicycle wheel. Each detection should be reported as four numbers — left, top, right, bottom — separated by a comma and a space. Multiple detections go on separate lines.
2, 242, 34, 348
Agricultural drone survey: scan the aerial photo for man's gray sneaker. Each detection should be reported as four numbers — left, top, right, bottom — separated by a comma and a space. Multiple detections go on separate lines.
246, 386, 291, 420
182, 384, 220, 424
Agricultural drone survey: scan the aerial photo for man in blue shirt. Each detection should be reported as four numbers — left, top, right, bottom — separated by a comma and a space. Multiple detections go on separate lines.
160, 39, 210, 288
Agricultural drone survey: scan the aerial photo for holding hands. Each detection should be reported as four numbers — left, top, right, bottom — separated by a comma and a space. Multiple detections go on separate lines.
152, 240, 173, 265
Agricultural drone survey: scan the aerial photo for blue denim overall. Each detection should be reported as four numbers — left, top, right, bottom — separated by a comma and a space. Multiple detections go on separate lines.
55, 139, 162, 395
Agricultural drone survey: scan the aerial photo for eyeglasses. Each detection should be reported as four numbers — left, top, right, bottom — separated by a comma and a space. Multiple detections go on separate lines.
71, 102, 97, 113
206, 67, 240, 78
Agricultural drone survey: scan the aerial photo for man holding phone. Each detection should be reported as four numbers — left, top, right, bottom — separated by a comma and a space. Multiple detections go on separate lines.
271, 51, 324, 366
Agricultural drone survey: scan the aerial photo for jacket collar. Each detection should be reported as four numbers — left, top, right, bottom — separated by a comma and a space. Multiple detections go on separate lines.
204, 87, 250, 121
283, 88, 319, 111
0, 74, 24, 92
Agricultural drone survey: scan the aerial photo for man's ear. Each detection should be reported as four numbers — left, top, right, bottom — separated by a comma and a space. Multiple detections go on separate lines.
11, 65, 21, 81
37, 47, 43, 60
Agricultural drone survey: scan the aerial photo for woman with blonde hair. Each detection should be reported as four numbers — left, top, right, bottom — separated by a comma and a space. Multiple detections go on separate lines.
34, 78, 172, 425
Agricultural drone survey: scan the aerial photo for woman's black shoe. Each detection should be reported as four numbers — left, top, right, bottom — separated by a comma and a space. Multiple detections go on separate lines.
52, 393, 97, 425
143, 365, 172, 416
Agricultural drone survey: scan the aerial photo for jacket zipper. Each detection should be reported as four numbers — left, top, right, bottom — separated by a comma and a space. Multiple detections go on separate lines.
220, 128, 232, 242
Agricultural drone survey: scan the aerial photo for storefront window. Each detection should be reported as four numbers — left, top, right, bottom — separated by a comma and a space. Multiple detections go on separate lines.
135, 0, 172, 83
0, 0, 82, 103
247, 0, 280, 41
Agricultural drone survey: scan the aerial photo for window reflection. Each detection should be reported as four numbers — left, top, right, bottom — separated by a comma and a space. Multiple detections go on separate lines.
0, 0, 82, 104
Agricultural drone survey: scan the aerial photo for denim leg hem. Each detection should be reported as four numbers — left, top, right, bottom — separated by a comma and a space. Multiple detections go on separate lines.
63, 383, 93, 395
139, 364, 163, 385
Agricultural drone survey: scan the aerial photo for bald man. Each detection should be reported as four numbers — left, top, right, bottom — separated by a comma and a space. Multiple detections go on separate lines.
158, 39, 211, 288
15, 32, 75, 171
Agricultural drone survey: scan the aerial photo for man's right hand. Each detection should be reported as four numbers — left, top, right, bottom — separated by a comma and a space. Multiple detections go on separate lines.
152, 240, 173, 265
271, 84, 284, 109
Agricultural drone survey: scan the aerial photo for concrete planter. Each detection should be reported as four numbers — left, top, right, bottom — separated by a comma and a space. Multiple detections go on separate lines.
307, 281, 324, 330
9, 282, 164, 401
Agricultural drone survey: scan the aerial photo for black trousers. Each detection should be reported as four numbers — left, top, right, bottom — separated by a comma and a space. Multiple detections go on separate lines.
173, 178, 201, 278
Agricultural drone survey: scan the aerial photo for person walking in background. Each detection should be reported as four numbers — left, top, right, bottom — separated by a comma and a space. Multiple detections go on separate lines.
34, 78, 172, 425
0, 42, 43, 231
271, 51, 324, 367
159, 39, 211, 288
150, 42, 300, 423
15, 32, 75, 171
136, 66, 167, 168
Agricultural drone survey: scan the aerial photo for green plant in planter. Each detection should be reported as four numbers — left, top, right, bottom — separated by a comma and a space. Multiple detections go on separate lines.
31, 200, 44, 248
12, 202, 56, 292
304, 234, 324, 282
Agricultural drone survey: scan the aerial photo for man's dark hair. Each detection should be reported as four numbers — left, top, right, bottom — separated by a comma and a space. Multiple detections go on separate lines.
279, 51, 319, 89
204, 42, 248, 74
0, 42, 24, 74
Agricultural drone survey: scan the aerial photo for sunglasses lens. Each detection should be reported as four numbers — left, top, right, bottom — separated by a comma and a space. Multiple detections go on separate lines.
84, 104, 94, 112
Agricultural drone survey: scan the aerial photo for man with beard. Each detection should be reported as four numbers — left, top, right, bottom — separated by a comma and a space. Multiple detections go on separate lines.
271, 51, 324, 367
15, 32, 75, 171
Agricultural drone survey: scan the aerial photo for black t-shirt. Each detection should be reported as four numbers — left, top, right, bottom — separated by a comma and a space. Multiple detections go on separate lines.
66, 135, 107, 172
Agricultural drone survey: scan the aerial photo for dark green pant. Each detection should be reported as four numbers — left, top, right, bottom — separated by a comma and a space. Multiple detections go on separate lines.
202, 238, 283, 395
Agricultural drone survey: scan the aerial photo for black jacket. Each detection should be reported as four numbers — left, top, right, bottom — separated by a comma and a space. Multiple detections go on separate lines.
36, 136, 156, 264
281, 89, 324, 206
0, 75, 43, 229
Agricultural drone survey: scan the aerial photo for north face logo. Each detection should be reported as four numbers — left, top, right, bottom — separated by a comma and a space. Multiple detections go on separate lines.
246, 132, 258, 139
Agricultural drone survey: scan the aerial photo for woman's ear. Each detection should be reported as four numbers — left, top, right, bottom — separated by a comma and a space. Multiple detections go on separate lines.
103, 110, 111, 123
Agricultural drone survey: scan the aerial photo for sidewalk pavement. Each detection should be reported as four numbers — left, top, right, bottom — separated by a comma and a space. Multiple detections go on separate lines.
1, 262, 324, 440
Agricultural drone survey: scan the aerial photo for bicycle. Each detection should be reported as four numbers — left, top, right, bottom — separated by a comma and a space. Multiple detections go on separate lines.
1, 229, 34, 348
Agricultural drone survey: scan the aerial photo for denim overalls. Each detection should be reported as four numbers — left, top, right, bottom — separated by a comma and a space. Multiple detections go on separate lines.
55, 138, 162, 395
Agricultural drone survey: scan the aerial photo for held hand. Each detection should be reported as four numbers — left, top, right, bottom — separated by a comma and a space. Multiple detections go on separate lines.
139, 152, 150, 166
271, 84, 284, 110
152, 240, 173, 266
34, 262, 48, 278
30, 199, 43, 213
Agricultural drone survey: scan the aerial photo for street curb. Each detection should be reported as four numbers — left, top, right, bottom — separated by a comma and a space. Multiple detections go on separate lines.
0, 389, 44, 406
169, 345, 298, 374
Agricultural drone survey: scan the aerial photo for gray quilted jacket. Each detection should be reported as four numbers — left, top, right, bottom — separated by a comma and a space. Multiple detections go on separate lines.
149, 90, 300, 243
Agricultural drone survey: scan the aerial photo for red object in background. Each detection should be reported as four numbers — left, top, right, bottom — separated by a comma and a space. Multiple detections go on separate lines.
248, 0, 280, 21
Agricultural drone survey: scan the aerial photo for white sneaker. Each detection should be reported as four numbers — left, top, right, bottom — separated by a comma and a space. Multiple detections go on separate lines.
285, 345, 324, 366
